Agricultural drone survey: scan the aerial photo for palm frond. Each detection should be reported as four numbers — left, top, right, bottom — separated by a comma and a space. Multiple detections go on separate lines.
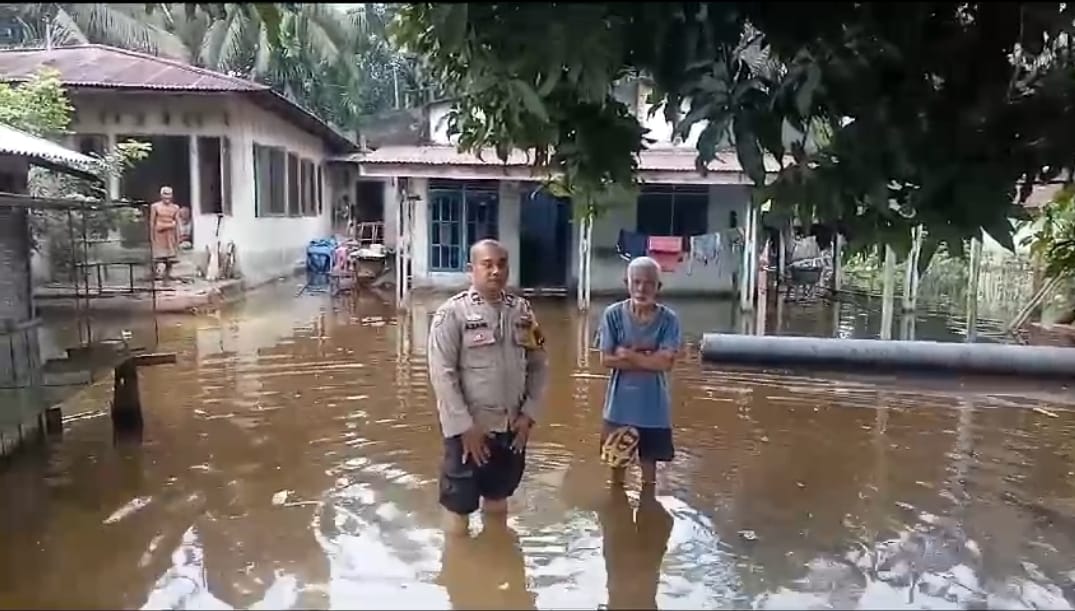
63, 3, 187, 59
49, 9, 90, 46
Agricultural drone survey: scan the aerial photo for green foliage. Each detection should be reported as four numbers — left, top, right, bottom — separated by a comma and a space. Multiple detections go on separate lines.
392, 2, 1075, 254
1022, 186, 1075, 279
0, 69, 73, 136
0, 69, 152, 266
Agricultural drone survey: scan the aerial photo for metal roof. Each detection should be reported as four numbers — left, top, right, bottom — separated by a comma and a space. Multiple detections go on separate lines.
0, 44, 263, 91
339, 145, 784, 174
0, 122, 99, 179
0, 45, 357, 153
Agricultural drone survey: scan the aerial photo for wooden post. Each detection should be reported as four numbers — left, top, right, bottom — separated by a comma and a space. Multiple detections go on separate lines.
966, 234, 983, 342
45, 407, 63, 437
111, 358, 144, 432
880, 244, 897, 340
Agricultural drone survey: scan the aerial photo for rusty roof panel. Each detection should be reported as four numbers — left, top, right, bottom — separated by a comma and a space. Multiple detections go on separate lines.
0, 45, 265, 92
0, 45, 357, 153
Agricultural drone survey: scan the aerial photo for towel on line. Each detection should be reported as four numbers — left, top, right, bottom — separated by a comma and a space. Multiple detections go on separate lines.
687, 233, 721, 275
647, 236, 683, 272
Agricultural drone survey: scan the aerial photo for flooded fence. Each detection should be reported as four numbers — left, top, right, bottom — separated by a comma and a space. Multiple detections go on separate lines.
0, 193, 170, 458
843, 248, 1041, 323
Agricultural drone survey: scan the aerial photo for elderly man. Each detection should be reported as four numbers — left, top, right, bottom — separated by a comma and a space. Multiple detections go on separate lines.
149, 186, 181, 280
597, 256, 683, 488
427, 239, 549, 534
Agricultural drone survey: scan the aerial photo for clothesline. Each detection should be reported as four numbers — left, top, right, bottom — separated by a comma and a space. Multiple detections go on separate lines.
616, 228, 741, 274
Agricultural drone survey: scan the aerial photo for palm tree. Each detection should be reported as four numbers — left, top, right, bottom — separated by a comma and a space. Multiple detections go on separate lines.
1, 3, 442, 131
1, 3, 189, 59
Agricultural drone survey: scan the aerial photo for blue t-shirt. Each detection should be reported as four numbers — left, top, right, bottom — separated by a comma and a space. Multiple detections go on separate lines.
598, 300, 682, 429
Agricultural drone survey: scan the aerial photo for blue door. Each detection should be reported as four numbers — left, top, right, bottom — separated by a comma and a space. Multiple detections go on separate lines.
519, 185, 571, 288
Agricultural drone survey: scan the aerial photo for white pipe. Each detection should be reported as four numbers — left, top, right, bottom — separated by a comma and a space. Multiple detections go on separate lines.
902, 226, 923, 313
585, 216, 593, 309
966, 234, 982, 342
395, 179, 403, 306
880, 244, 896, 340
739, 203, 756, 312
833, 233, 845, 293
756, 238, 769, 334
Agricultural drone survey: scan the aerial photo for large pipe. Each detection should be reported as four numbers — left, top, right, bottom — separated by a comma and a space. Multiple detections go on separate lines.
699, 333, 1075, 379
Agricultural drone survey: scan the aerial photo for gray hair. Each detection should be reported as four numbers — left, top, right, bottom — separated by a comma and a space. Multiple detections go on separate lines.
626, 256, 661, 280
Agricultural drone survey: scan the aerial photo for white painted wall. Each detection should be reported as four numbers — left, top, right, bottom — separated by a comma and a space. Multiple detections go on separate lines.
68, 91, 338, 287
407, 178, 521, 291
569, 184, 749, 295
233, 99, 334, 286
397, 175, 746, 295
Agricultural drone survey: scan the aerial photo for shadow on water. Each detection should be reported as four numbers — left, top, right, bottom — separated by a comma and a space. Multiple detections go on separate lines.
1, 281, 1075, 609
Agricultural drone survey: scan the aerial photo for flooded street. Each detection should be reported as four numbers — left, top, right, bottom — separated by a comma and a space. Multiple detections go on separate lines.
2, 284, 1075, 610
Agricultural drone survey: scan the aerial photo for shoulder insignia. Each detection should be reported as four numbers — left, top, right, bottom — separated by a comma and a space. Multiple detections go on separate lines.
431, 309, 448, 329
504, 293, 518, 307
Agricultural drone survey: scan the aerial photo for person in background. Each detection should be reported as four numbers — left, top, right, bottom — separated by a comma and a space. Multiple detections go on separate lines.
597, 256, 683, 488
427, 239, 549, 535
149, 186, 180, 280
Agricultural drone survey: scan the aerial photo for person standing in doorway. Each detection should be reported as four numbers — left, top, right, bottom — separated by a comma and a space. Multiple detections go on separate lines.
149, 186, 180, 280
427, 239, 549, 535
598, 256, 683, 488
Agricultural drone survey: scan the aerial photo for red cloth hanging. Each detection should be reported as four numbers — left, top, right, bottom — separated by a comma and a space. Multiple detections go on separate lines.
646, 236, 683, 272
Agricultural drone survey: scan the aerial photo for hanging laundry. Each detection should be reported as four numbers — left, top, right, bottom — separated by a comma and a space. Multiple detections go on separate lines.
647, 236, 684, 272
616, 229, 649, 261
687, 232, 722, 275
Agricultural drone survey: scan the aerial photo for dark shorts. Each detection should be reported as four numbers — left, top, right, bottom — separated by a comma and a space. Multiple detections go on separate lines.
602, 420, 675, 463
439, 432, 526, 515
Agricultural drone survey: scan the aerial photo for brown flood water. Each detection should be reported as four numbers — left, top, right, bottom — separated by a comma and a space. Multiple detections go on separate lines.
3, 283, 1075, 610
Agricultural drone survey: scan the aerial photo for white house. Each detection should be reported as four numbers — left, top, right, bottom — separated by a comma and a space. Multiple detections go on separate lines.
344, 80, 781, 299
0, 44, 358, 287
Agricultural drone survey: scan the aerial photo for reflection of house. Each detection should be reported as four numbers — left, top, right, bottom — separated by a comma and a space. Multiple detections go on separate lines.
0, 122, 98, 457
0, 45, 358, 286
343, 81, 780, 296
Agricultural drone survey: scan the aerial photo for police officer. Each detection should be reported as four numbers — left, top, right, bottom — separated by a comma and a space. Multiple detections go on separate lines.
427, 239, 549, 534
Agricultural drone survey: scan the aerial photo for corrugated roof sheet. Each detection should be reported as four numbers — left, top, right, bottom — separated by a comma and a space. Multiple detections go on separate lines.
345, 145, 784, 174
0, 45, 357, 153
0, 122, 98, 177
0, 44, 264, 92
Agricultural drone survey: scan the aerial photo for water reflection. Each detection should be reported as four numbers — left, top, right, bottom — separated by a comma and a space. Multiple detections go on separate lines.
598, 487, 674, 610
1, 285, 1074, 610
440, 519, 535, 610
